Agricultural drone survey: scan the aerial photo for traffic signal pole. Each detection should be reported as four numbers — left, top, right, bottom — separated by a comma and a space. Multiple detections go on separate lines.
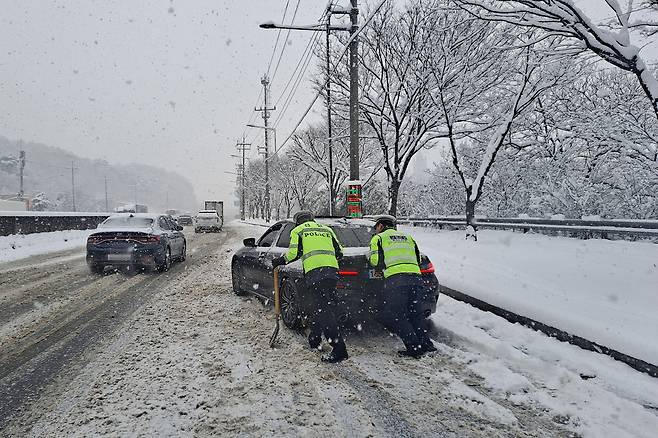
347, 0, 363, 217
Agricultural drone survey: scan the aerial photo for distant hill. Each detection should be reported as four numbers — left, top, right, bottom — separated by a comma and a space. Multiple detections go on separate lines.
0, 136, 198, 213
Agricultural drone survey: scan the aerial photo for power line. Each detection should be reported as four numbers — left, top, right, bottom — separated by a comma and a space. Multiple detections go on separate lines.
270, 0, 302, 84
273, 30, 322, 127
266, 0, 388, 162
266, 0, 291, 76
273, 11, 327, 109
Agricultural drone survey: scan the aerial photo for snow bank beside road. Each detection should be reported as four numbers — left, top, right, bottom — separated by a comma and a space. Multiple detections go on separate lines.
405, 227, 658, 365
431, 297, 658, 438
0, 230, 92, 263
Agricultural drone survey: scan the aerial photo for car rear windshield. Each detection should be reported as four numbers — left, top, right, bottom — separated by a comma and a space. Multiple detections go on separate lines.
100, 216, 154, 228
331, 225, 374, 247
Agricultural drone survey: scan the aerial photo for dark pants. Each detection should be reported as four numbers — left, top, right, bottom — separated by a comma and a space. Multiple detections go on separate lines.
378, 274, 431, 351
306, 268, 345, 350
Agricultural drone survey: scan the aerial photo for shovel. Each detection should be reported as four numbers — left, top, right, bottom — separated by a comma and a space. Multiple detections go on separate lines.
269, 266, 281, 348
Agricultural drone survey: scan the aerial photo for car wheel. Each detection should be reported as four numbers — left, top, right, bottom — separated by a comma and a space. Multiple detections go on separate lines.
179, 241, 187, 261
232, 261, 247, 296
158, 247, 171, 272
194, 228, 200, 233
280, 278, 303, 330
89, 263, 104, 274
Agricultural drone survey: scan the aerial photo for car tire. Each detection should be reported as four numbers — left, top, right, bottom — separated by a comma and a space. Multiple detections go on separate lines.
89, 263, 104, 274
280, 278, 303, 330
232, 261, 247, 296
194, 228, 200, 233
179, 241, 186, 261
158, 247, 171, 272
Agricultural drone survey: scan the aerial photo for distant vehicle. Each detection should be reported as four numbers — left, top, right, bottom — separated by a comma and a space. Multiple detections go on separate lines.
86, 213, 186, 274
231, 217, 439, 330
195, 210, 221, 233
204, 200, 224, 228
177, 213, 193, 226
0, 199, 27, 211
165, 209, 180, 217
115, 204, 148, 213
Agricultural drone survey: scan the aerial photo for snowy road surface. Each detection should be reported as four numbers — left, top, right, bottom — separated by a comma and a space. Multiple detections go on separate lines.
0, 223, 656, 437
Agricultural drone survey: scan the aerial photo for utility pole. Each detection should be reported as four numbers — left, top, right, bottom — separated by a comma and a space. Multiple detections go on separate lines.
236, 136, 251, 221
255, 75, 275, 223
18, 149, 25, 200
326, 13, 335, 216
259, 4, 361, 217
71, 161, 76, 212
347, 0, 362, 218
104, 176, 109, 212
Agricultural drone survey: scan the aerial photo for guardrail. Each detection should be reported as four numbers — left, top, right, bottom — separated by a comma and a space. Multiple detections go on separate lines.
399, 216, 658, 240
0, 212, 110, 237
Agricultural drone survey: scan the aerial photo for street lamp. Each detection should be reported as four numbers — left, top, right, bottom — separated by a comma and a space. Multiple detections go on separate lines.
259, 0, 362, 218
246, 124, 277, 152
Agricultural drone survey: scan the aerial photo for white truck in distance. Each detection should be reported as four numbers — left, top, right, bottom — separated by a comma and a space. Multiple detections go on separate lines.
203, 201, 223, 228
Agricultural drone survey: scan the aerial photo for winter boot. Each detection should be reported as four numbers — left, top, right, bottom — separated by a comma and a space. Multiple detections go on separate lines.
398, 344, 424, 359
308, 334, 321, 350
321, 341, 348, 363
421, 339, 437, 353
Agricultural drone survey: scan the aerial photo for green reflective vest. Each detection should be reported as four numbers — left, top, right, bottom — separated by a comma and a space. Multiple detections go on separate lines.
368, 228, 421, 278
285, 221, 343, 273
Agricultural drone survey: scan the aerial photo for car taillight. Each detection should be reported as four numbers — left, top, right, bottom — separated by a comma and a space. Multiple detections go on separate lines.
134, 235, 160, 243
339, 270, 359, 276
421, 262, 435, 274
87, 235, 103, 245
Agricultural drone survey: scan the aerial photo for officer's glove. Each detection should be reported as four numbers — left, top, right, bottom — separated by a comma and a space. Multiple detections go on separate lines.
272, 256, 287, 269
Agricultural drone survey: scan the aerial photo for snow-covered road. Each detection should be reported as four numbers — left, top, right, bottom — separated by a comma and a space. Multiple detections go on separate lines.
1, 223, 657, 437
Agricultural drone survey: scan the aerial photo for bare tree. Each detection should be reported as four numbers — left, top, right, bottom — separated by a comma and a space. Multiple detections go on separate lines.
455, 0, 658, 118
288, 122, 382, 215
424, 5, 571, 238
330, 0, 445, 215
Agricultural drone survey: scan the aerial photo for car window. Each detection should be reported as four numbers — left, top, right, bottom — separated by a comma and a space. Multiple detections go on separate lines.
100, 216, 154, 228
258, 225, 281, 247
276, 223, 295, 247
330, 225, 374, 247
158, 217, 171, 230
165, 217, 178, 229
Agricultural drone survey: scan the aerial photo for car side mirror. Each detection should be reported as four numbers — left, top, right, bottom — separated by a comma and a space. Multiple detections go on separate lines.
243, 238, 256, 248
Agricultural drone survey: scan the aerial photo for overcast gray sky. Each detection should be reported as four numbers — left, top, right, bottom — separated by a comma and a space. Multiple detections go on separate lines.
1, 0, 656, 216
0, 0, 331, 215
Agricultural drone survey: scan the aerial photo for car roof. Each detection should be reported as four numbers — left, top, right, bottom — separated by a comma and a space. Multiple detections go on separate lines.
197, 210, 218, 214
107, 213, 160, 220
276, 217, 375, 227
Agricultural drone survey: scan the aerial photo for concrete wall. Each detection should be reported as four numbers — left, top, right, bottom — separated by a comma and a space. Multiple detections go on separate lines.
0, 199, 27, 211
0, 213, 110, 236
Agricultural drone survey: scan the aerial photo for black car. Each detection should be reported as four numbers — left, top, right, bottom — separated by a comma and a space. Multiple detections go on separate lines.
231, 218, 439, 330
86, 213, 186, 273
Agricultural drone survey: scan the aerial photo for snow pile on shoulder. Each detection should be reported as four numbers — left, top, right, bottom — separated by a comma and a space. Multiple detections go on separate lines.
0, 229, 92, 263
404, 227, 658, 365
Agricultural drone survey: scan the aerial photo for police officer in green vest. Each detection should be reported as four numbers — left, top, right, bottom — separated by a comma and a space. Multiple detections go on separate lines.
368, 215, 436, 358
272, 211, 349, 363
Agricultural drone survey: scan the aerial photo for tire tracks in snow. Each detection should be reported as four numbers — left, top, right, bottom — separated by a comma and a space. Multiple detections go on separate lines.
0, 231, 228, 433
